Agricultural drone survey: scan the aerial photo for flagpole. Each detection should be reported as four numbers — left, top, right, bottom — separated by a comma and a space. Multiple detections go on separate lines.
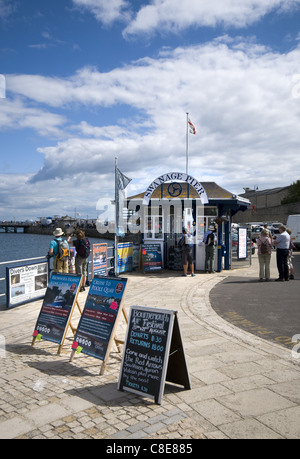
114, 156, 118, 277
186, 112, 189, 174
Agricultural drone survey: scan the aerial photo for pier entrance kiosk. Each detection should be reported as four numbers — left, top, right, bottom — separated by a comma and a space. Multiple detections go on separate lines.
127, 172, 251, 272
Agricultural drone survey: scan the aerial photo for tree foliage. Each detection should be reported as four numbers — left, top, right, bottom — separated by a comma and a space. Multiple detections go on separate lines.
282, 180, 300, 205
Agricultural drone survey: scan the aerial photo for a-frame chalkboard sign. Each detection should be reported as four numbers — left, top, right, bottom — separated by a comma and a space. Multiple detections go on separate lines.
69, 276, 128, 375
118, 306, 190, 405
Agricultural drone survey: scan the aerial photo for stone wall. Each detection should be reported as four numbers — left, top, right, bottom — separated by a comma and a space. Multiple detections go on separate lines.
233, 201, 300, 225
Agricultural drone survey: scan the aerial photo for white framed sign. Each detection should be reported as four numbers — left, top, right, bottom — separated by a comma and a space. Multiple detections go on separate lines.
6, 260, 49, 308
238, 227, 248, 259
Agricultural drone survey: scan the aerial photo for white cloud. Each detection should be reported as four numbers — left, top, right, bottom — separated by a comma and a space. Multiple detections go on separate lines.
72, 0, 130, 25
70, 0, 300, 35
0, 171, 115, 220
0, 97, 67, 136
3, 37, 300, 218
123, 0, 300, 36
0, 0, 15, 20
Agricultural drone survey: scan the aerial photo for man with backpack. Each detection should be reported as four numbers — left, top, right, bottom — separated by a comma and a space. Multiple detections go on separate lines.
67, 230, 90, 291
203, 224, 217, 273
49, 227, 70, 273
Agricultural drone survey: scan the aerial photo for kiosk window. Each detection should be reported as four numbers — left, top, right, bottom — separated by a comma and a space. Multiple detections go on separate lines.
146, 216, 163, 240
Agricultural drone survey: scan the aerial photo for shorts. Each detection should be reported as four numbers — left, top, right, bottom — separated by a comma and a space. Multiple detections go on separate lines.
182, 248, 194, 265
53, 257, 69, 273
75, 256, 88, 276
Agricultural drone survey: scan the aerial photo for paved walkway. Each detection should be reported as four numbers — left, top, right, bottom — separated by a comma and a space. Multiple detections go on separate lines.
1, 254, 300, 439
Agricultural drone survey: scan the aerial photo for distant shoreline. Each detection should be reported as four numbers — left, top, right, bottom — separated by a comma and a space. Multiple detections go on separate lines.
0, 225, 140, 244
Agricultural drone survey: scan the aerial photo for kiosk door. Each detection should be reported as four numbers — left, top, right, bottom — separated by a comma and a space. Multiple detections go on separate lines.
165, 204, 184, 270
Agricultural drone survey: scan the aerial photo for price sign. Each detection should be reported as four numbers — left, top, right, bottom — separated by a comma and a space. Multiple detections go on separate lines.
118, 306, 190, 404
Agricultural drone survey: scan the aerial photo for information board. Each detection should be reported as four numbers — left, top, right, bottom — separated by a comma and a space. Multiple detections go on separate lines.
6, 260, 49, 308
118, 306, 190, 404
117, 242, 133, 274
141, 243, 163, 272
32, 273, 82, 353
92, 243, 107, 277
238, 227, 248, 259
70, 276, 128, 374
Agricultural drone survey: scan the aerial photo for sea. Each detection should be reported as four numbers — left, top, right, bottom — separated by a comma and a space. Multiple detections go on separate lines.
0, 230, 113, 305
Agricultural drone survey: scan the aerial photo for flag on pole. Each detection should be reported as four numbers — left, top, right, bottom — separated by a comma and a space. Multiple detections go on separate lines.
115, 167, 132, 237
188, 118, 196, 134
116, 168, 132, 190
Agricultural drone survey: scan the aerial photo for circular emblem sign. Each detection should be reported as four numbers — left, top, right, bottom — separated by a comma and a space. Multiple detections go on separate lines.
115, 282, 124, 294
168, 182, 182, 197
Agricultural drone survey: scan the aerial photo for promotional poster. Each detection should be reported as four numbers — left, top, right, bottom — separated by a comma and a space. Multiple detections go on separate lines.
72, 276, 128, 361
32, 273, 82, 345
6, 261, 48, 308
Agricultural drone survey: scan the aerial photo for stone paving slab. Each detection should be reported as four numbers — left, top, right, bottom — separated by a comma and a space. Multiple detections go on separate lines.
0, 254, 300, 440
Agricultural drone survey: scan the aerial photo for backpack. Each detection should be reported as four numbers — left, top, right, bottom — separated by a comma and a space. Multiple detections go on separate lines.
55, 239, 70, 260
77, 238, 90, 258
207, 232, 215, 246
260, 239, 269, 254
178, 236, 185, 249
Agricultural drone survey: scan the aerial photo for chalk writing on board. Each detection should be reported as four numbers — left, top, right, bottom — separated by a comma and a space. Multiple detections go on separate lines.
118, 307, 173, 402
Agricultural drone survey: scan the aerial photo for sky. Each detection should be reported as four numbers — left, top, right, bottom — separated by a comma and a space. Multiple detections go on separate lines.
1, 0, 300, 221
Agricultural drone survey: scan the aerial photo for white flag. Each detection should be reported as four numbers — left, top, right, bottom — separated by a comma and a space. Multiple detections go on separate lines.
188, 118, 196, 134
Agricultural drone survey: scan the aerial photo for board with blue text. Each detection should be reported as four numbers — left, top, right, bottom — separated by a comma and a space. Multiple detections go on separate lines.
70, 276, 128, 374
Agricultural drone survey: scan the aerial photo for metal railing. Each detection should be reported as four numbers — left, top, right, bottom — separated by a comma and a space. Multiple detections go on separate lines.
0, 247, 116, 303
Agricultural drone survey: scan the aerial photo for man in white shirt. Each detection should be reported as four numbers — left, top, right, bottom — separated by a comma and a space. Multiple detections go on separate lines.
274, 225, 290, 281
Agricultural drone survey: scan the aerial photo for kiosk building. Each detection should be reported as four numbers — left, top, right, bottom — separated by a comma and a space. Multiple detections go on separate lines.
126, 172, 251, 272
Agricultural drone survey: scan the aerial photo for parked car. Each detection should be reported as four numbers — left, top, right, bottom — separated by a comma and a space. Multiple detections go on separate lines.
251, 225, 264, 242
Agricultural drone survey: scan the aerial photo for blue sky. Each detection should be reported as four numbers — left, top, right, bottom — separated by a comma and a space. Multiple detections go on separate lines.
1, 0, 300, 221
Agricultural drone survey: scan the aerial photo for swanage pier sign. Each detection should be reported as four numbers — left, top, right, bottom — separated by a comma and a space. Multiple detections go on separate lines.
143, 172, 209, 205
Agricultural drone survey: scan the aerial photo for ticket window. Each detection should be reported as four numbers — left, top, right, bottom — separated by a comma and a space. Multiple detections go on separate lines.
195, 207, 218, 271
144, 205, 164, 240
146, 215, 163, 240
183, 207, 193, 233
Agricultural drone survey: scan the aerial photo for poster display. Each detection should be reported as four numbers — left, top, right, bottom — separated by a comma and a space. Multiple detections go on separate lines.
238, 227, 248, 259
92, 243, 107, 277
6, 260, 49, 308
70, 276, 128, 373
118, 306, 190, 404
117, 242, 133, 274
32, 273, 82, 351
141, 243, 163, 272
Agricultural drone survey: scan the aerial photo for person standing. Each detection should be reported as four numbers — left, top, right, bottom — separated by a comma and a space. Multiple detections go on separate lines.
49, 228, 70, 273
257, 229, 272, 281
287, 228, 295, 280
273, 225, 290, 281
204, 225, 217, 273
180, 228, 195, 277
68, 230, 90, 291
